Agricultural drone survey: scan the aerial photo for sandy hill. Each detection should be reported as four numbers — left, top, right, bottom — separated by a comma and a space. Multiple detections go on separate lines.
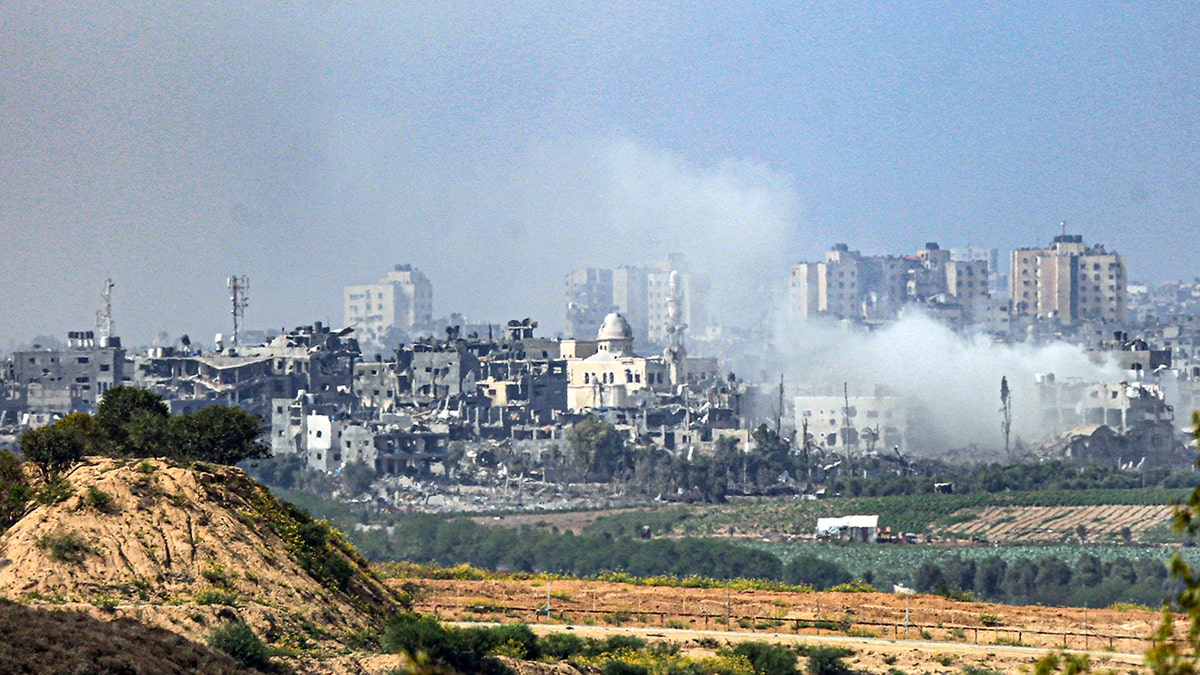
0, 457, 404, 654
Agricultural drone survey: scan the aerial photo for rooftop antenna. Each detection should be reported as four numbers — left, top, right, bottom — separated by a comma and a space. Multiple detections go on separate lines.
1060, 220, 1067, 237
96, 278, 114, 341
228, 275, 249, 347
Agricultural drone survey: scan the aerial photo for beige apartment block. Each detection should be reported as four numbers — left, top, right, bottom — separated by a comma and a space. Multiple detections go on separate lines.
1010, 235, 1127, 324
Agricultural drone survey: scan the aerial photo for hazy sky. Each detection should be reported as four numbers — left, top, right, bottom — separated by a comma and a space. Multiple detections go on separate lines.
2, 3, 1198, 348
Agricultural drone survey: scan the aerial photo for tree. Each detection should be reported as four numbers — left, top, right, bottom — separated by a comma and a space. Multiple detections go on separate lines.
19, 422, 86, 480
169, 405, 269, 464
566, 417, 627, 481
1000, 376, 1013, 460
786, 555, 851, 590
96, 386, 169, 456
342, 460, 376, 496
0, 451, 31, 531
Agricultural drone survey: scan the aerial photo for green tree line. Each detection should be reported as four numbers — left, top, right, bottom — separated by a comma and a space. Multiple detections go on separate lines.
912, 552, 1177, 608
18, 386, 268, 479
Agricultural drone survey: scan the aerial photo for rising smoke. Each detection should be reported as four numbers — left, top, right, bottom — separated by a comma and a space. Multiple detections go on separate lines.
776, 311, 1122, 457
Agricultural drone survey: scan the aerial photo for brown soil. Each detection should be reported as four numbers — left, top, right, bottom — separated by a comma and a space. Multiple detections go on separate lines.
941, 504, 1174, 542
402, 576, 1174, 673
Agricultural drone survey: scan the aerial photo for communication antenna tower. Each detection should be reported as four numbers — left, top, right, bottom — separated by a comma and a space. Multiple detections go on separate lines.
96, 279, 115, 341
228, 275, 249, 347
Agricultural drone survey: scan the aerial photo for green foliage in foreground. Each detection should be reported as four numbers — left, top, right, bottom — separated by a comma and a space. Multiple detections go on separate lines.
375, 560, 814, 593
0, 451, 31, 530
1147, 412, 1200, 674
381, 613, 822, 675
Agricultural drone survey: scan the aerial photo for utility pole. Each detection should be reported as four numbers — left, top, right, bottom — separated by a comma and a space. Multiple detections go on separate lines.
228, 275, 249, 347
775, 373, 784, 434
1000, 376, 1013, 460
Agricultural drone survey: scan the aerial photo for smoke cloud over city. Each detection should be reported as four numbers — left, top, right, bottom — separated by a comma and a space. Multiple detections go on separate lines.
777, 312, 1121, 456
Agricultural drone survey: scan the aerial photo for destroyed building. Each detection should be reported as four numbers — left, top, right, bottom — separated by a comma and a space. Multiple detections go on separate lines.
5, 331, 127, 416
1033, 375, 1185, 467
134, 322, 360, 418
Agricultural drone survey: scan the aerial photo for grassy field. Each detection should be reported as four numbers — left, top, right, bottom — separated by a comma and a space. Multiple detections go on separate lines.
742, 540, 1195, 581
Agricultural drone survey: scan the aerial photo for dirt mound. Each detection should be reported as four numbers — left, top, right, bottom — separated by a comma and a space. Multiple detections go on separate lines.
0, 598, 256, 674
0, 457, 403, 649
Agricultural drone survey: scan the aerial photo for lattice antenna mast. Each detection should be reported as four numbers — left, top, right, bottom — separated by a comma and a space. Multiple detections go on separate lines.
96, 278, 115, 340
228, 275, 249, 347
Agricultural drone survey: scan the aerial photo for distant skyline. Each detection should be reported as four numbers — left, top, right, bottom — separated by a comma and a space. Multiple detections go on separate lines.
2, 3, 1197, 347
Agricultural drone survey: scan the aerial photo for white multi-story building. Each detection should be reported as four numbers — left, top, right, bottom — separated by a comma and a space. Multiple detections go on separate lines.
344, 265, 433, 354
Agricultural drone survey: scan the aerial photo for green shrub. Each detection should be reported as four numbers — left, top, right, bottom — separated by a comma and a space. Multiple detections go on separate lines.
381, 613, 515, 675
200, 563, 233, 588
978, 613, 1004, 627
540, 632, 585, 659
803, 646, 861, 675
208, 620, 272, 670
83, 486, 115, 512
729, 641, 798, 675
34, 475, 74, 505
38, 529, 96, 564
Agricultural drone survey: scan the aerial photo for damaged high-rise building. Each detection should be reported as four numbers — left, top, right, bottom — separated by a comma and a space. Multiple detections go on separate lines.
788, 242, 989, 324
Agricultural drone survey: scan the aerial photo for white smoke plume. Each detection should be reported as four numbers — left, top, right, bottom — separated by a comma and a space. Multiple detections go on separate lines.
776, 311, 1122, 456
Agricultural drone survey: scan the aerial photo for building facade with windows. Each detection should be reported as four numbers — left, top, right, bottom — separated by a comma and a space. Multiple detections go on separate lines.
1010, 235, 1127, 324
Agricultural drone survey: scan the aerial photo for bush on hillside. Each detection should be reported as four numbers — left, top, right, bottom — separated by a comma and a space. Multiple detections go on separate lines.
207, 620, 272, 671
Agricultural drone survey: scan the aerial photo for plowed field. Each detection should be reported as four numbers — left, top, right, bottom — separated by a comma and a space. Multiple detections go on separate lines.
938, 504, 1174, 542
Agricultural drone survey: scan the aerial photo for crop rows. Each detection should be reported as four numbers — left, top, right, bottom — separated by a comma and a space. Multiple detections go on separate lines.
743, 540, 1199, 580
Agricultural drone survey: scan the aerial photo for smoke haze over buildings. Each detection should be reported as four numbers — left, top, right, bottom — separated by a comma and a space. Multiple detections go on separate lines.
778, 313, 1121, 455
2, 3, 1199, 348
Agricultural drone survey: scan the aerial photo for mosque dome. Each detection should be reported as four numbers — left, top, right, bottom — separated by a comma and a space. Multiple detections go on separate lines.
597, 312, 633, 341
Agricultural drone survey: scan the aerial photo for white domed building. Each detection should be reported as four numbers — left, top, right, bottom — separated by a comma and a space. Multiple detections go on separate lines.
564, 312, 671, 410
